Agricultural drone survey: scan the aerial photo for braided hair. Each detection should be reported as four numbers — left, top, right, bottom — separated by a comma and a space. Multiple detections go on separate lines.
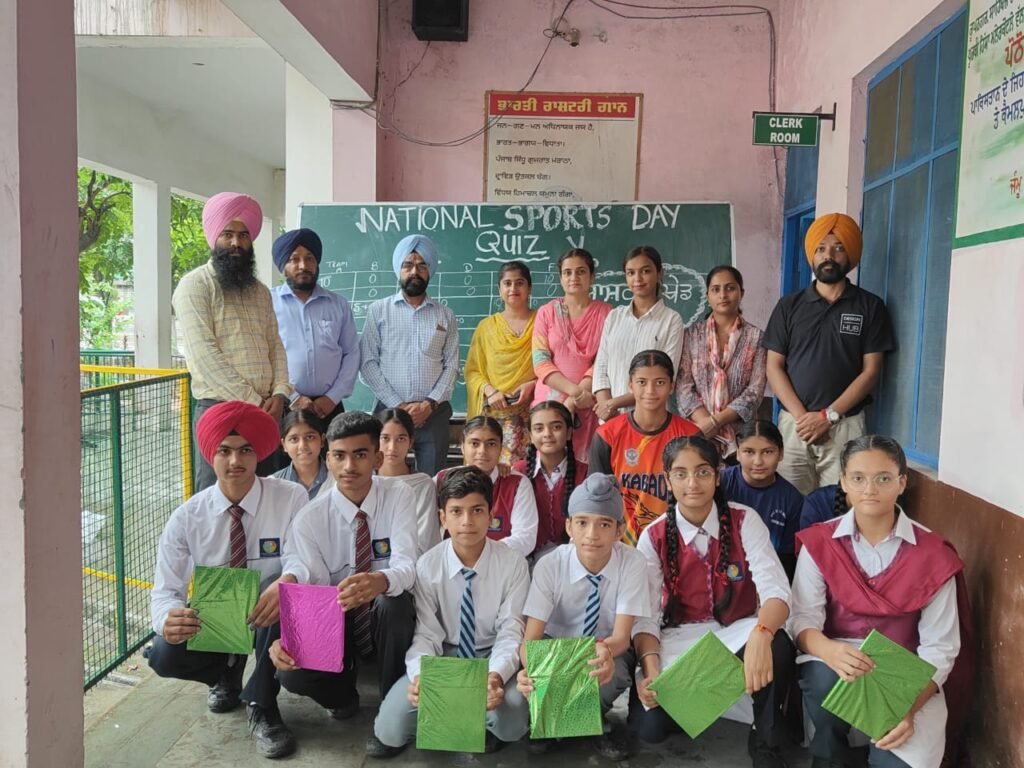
526, 400, 578, 520
660, 434, 735, 627
831, 484, 849, 519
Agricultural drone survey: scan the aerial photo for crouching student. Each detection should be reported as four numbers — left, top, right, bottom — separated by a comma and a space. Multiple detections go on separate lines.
632, 435, 794, 768
517, 474, 651, 761
790, 436, 965, 768
269, 411, 417, 754
371, 466, 531, 757
148, 401, 309, 759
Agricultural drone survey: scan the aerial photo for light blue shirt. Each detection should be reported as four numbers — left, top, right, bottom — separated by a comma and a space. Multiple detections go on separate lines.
359, 291, 459, 407
271, 283, 360, 405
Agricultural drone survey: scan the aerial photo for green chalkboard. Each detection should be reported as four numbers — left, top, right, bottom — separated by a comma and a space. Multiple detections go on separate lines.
297, 202, 733, 415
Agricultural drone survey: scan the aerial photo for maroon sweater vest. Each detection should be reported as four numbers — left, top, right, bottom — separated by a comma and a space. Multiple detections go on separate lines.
645, 505, 758, 627
795, 517, 963, 651
513, 459, 588, 553
437, 467, 522, 541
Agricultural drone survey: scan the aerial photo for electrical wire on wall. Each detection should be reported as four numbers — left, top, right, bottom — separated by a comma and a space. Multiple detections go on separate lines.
343, 0, 780, 195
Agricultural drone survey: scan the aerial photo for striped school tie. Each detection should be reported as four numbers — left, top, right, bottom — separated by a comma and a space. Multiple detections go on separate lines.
351, 510, 374, 657
582, 574, 603, 637
228, 505, 246, 568
457, 568, 477, 658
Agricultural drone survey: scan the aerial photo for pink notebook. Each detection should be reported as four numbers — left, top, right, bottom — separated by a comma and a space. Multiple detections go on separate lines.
279, 582, 345, 673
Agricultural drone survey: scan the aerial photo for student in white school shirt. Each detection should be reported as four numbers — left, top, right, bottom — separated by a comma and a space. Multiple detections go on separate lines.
148, 401, 309, 760
372, 466, 531, 758
269, 411, 417, 751
517, 473, 651, 761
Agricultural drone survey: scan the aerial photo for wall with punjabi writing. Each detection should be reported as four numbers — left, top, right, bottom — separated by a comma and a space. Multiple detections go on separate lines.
298, 202, 733, 414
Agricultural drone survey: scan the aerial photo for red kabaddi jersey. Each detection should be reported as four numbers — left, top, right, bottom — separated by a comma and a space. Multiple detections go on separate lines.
591, 413, 700, 545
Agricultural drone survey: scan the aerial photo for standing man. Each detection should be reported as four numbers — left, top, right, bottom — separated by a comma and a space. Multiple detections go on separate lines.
762, 213, 895, 495
271, 228, 360, 425
173, 192, 292, 490
359, 234, 459, 476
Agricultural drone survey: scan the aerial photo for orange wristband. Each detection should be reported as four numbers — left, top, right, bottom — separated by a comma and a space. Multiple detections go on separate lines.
755, 623, 774, 635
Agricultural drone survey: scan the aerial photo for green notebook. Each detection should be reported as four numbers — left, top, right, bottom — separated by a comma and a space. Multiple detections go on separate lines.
821, 629, 937, 740
416, 656, 489, 753
186, 566, 260, 655
525, 637, 603, 739
648, 631, 746, 738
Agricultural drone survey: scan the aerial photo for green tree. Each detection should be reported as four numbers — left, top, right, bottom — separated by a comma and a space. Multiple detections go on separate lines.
170, 194, 209, 289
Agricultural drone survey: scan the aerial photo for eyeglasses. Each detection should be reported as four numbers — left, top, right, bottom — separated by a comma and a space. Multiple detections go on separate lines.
844, 473, 902, 490
400, 261, 430, 273
668, 468, 716, 482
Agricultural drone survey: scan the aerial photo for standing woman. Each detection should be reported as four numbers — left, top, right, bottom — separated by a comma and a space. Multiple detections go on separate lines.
532, 248, 613, 462
593, 246, 685, 422
676, 265, 767, 457
465, 261, 537, 465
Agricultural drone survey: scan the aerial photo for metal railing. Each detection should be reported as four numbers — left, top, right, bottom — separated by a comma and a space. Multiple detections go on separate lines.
81, 368, 194, 689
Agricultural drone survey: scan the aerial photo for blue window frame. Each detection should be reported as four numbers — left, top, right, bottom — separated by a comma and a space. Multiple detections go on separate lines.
859, 8, 966, 468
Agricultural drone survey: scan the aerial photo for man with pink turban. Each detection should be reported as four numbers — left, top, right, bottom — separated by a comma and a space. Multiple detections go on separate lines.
762, 213, 895, 494
148, 401, 309, 758
172, 192, 293, 491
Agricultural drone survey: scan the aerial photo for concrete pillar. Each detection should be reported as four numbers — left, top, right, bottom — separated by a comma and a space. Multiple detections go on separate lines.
285, 64, 333, 226
0, 0, 84, 765
133, 180, 172, 368
332, 107, 378, 201
254, 215, 278, 289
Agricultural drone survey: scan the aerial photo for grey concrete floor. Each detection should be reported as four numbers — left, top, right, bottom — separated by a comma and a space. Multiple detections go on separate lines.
85, 652, 813, 768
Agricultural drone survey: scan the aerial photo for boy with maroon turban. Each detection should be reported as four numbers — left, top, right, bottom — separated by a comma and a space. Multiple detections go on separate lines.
148, 401, 308, 759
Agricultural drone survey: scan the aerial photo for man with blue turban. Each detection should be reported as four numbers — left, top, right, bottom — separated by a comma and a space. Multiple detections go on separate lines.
359, 234, 458, 475
270, 228, 359, 425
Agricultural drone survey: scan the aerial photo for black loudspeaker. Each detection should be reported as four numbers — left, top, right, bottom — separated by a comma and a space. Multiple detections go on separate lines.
412, 0, 469, 41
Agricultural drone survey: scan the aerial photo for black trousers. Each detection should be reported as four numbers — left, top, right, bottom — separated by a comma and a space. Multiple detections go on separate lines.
277, 591, 416, 708
630, 629, 795, 746
147, 623, 281, 710
193, 398, 281, 491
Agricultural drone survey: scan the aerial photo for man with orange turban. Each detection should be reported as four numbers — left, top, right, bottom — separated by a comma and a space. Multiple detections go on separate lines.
762, 213, 895, 494
148, 401, 309, 758
173, 191, 293, 491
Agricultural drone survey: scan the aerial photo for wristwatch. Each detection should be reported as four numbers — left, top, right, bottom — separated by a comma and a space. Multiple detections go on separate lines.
425, 398, 438, 413
824, 408, 841, 425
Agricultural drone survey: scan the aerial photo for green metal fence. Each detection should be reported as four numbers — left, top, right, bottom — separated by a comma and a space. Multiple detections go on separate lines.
81, 370, 194, 689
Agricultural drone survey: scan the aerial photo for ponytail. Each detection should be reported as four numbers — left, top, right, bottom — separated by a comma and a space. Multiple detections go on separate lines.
711, 484, 734, 624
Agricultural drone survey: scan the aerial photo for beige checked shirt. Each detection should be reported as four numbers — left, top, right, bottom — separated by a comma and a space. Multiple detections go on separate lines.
173, 262, 292, 404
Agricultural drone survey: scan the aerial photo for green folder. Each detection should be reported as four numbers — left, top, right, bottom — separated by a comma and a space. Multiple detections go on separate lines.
186, 566, 260, 655
821, 629, 937, 740
526, 637, 603, 739
647, 631, 746, 738
416, 656, 489, 753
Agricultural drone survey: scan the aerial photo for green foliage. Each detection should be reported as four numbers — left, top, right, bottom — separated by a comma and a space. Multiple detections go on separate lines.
170, 194, 209, 288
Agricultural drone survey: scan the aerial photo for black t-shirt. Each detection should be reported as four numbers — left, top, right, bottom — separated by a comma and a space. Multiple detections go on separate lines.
762, 280, 895, 414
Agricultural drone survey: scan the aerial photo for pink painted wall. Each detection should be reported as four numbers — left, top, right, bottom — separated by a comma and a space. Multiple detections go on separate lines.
364, 0, 784, 325
282, 0, 378, 98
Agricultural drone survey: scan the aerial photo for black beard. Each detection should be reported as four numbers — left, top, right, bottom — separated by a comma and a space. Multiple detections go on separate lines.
814, 259, 848, 284
401, 274, 428, 297
286, 268, 319, 293
212, 245, 257, 291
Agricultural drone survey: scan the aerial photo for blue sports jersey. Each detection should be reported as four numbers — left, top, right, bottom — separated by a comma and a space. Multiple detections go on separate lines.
720, 465, 804, 555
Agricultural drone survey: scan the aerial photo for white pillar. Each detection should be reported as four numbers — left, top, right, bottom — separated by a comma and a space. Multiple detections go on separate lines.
285, 63, 334, 226
0, 0, 84, 765
132, 180, 172, 368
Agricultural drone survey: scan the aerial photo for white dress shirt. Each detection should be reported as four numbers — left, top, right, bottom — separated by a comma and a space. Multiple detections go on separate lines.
634, 502, 791, 654
524, 542, 650, 639
405, 539, 529, 684
377, 473, 441, 556
283, 477, 417, 595
591, 299, 685, 401
150, 477, 308, 635
788, 508, 959, 767
532, 456, 567, 492
435, 467, 538, 559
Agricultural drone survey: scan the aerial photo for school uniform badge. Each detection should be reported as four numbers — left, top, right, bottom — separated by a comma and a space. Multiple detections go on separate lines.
372, 538, 391, 559
259, 538, 281, 557
725, 561, 745, 582
488, 516, 504, 532
624, 448, 640, 466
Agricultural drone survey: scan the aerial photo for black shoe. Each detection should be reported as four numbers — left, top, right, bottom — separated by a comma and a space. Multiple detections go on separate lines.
593, 724, 632, 761
365, 734, 405, 759
247, 705, 296, 759
483, 731, 506, 754
748, 727, 787, 768
328, 698, 360, 720
207, 660, 245, 713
